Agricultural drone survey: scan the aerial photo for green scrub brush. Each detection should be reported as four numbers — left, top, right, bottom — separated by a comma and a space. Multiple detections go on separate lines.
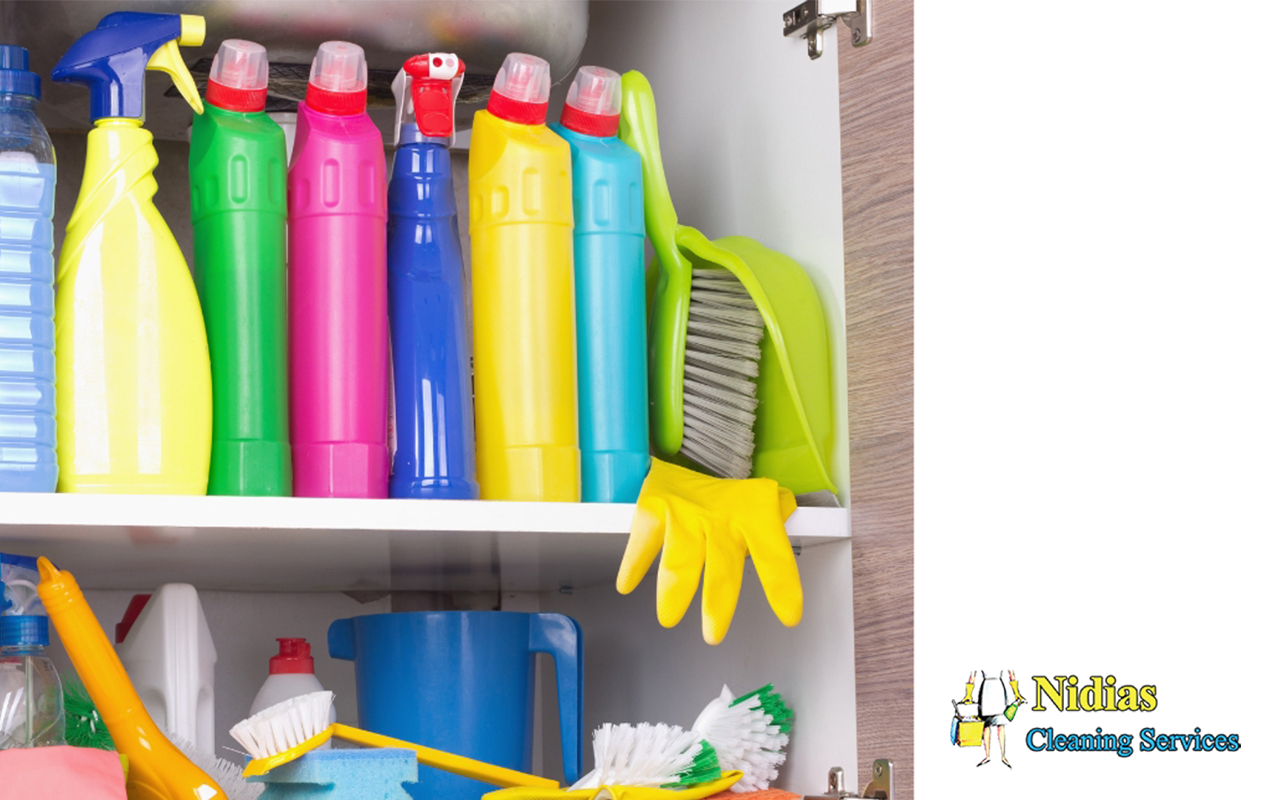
691, 685, 793, 792
64, 678, 114, 750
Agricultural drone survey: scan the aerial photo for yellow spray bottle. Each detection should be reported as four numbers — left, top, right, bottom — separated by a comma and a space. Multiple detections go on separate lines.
52, 12, 212, 494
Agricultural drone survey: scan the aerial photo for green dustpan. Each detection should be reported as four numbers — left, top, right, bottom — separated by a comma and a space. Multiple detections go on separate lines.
619, 71, 836, 496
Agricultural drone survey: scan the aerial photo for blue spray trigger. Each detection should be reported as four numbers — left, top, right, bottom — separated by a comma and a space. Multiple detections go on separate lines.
52, 11, 205, 121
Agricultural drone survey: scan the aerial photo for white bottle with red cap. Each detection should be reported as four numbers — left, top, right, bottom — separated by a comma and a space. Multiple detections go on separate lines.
115, 584, 217, 755
249, 637, 336, 733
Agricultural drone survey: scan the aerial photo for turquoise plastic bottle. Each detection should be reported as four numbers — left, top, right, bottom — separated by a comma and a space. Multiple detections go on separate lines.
190, 39, 291, 496
0, 46, 56, 493
551, 67, 649, 503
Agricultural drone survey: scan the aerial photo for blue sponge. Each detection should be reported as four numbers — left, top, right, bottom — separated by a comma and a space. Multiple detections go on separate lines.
249, 748, 419, 799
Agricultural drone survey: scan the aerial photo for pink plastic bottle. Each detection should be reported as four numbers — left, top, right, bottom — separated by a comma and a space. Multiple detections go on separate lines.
288, 42, 388, 497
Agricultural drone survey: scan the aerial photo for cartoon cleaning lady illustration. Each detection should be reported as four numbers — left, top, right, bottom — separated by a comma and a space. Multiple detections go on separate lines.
952, 670, 1027, 768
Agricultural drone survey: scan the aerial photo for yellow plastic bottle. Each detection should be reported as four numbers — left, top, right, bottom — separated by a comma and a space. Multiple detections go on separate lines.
51, 12, 212, 494
37, 557, 227, 800
469, 53, 579, 501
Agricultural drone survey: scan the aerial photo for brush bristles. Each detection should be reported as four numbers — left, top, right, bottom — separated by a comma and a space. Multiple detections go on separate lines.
165, 729, 264, 800
680, 268, 764, 479
572, 722, 718, 790
692, 685, 793, 792
229, 691, 335, 760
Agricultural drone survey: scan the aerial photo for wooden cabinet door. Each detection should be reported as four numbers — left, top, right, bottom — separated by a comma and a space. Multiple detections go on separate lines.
841, 2, 914, 798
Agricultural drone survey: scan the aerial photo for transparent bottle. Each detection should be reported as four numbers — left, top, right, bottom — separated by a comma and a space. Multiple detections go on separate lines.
0, 614, 65, 748
0, 45, 57, 493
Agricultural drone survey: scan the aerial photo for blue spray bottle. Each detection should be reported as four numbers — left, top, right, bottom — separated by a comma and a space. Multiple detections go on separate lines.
387, 54, 478, 500
551, 67, 649, 502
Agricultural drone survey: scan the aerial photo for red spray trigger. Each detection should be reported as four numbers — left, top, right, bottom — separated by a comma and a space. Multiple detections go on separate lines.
404, 53, 464, 139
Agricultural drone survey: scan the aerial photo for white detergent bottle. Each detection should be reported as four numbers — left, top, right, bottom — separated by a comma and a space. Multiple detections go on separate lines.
250, 638, 336, 736
115, 583, 217, 755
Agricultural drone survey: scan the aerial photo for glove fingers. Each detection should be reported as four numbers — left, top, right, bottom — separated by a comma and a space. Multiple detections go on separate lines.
742, 513, 804, 628
655, 512, 705, 629
617, 498, 666, 594
702, 527, 746, 645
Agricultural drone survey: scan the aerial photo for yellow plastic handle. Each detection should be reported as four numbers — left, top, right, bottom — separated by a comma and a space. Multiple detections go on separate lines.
484, 770, 742, 800
243, 723, 559, 788
335, 725, 559, 788
147, 37, 204, 115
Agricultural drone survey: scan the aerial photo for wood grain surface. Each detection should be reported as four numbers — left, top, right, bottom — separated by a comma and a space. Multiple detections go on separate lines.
839, 1, 915, 797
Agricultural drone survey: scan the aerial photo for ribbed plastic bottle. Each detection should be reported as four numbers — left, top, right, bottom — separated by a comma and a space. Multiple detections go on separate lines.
469, 53, 578, 502
0, 46, 56, 494
289, 41, 389, 498
388, 54, 477, 500
191, 40, 291, 497
52, 12, 212, 494
551, 67, 649, 503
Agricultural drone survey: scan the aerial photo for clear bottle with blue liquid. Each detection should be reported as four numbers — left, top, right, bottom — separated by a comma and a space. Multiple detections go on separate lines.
551, 67, 649, 502
0, 45, 56, 493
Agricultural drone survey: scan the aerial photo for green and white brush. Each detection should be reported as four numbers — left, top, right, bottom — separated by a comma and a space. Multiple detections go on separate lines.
573, 684, 793, 793
691, 685, 793, 792
64, 678, 115, 751
570, 723, 722, 790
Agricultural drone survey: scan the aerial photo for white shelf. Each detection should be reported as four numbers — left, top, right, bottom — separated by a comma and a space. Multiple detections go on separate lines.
0, 495, 849, 593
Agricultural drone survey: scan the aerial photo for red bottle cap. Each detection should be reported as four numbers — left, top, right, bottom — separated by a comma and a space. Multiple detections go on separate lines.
269, 637, 316, 674
487, 53, 550, 125
305, 41, 368, 115
560, 66, 621, 137
115, 593, 152, 643
206, 39, 269, 112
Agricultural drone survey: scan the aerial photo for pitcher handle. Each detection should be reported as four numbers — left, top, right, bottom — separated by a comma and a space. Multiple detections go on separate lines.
529, 612, 583, 783
328, 617, 356, 660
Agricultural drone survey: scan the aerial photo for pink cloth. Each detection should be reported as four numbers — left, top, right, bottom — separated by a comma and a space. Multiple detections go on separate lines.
0, 746, 127, 798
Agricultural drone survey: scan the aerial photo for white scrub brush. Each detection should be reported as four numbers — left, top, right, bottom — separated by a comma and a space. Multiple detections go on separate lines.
691, 685, 793, 792
570, 723, 722, 789
164, 729, 264, 800
573, 685, 793, 793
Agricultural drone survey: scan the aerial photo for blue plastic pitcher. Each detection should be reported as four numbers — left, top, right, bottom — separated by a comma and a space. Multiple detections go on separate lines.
328, 611, 583, 800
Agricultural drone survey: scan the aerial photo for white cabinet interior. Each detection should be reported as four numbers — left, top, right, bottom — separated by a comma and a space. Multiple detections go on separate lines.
1, 1, 857, 793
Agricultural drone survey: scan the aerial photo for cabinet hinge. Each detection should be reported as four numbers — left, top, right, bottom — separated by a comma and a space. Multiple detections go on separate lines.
782, 0, 873, 60
803, 763, 893, 800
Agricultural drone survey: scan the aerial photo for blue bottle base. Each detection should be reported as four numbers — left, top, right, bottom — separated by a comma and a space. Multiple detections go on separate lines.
390, 475, 479, 500
581, 450, 651, 504
0, 453, 57, 493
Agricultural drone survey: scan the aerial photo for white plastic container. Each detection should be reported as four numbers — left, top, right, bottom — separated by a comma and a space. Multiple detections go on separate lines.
115, 584, 217, 755
250, 638, 336, 728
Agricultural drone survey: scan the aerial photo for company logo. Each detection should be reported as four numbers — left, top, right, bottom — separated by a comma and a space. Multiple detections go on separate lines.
951, 670, 1242, 767
949, 670, 1027, 769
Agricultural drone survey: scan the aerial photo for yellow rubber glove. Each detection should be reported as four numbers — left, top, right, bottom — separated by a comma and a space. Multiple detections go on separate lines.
617, 458, 802, 645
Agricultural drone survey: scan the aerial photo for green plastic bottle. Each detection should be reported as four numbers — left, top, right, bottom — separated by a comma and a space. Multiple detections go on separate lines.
189, 39, 290, 495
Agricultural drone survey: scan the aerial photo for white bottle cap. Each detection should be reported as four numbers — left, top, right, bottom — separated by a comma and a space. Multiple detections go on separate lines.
565, 66, 621, 117
210, 39, 268, 91
489, 53, 551, 124
309, 41, 368, 93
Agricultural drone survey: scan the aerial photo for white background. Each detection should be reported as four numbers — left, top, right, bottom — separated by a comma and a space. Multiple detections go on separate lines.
916, 0, 1280, 795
